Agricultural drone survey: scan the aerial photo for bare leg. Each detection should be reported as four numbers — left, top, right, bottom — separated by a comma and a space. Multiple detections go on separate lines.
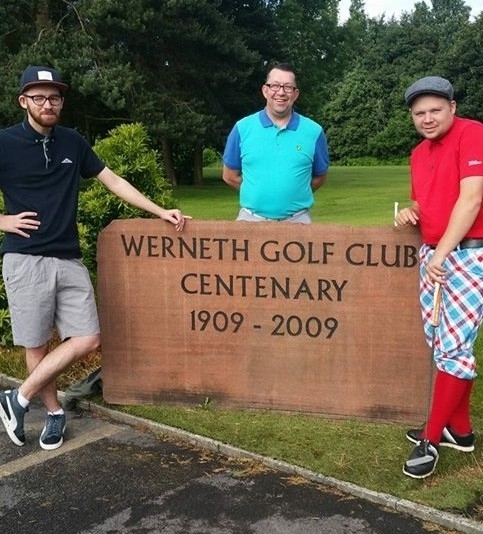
24, 342, 61, 412
18, 334, 100, 406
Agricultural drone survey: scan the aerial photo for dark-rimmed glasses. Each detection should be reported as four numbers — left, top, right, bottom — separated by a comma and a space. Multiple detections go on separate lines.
22, 94, 63, 106
264, 83, 298, 94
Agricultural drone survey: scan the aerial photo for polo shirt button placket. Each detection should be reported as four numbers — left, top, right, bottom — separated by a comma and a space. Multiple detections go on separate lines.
42, 137, 52, 169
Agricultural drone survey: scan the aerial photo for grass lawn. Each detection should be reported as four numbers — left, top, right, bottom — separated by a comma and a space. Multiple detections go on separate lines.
1, 165, 482, 523
175, 165, 413, 226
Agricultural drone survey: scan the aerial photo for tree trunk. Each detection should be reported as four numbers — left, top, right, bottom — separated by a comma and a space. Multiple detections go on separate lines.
36, 0, 50, 31
193, 143, 203, 185
160, 137, 177, 186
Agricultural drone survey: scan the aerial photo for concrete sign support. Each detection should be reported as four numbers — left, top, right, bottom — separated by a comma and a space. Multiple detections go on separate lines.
97, 219, 427, 423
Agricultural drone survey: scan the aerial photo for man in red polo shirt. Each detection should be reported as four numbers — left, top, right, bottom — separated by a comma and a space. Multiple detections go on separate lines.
396, 76, 483, 478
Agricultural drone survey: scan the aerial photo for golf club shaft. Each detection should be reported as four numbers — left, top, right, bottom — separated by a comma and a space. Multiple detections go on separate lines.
424, 281, 443, 453
430, 282, 443, 327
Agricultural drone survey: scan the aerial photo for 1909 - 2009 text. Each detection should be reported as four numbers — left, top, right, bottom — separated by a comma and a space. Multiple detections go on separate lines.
189, 310, 338, 338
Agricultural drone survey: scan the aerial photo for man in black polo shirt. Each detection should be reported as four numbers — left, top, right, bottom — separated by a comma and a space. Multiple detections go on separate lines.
0, 65, 189, 450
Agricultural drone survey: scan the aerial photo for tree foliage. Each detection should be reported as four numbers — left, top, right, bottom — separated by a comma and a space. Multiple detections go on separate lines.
0, 0, 481, 168
316, 0, 480, 162
273, 0, 343, 116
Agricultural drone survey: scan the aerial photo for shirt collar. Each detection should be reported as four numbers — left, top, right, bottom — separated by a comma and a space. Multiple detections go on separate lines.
259, 108, 300, 130
21, 118, 56, 141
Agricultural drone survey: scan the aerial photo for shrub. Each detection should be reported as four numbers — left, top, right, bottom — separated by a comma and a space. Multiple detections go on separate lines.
203, 147, 222, 167
0, 277, 12, 347
0, 194, 12, 346
78, 122, 178, 279
335, 156, 410, 166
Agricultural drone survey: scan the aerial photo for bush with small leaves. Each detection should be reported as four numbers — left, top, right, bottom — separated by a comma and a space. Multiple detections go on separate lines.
78, 122, 178, 279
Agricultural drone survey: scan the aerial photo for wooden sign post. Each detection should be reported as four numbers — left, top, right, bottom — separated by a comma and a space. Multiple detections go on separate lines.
97, 219, 428, 423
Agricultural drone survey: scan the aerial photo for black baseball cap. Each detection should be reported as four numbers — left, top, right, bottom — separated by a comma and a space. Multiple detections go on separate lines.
404, 76, 454, 107
19, 65, 68, 94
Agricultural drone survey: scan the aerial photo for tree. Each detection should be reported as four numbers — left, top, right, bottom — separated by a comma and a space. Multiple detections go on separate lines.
0, 0, 480, 169
320, 0, 475, 162
0, 1, 273, 184
79, 0, 269, 184
443, 11, 483, 121
322, 67, 385, 162
273, 0, 343, 118
339, 0, 369, 66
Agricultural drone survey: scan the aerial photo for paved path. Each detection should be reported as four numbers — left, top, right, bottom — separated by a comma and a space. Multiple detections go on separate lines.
0, 379, 481, 533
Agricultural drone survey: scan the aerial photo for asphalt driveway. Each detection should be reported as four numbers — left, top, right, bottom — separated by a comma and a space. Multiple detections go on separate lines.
0, 378, 480, 534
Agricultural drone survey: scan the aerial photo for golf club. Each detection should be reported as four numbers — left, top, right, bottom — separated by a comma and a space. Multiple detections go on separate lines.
424, 281, 443, 455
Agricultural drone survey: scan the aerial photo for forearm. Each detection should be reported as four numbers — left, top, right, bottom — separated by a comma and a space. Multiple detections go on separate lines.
311, 173, 327, 192
106, 176, 166, 217
426, 183, 483, 285
96, 166, 189, 231
97, 167, 167, 217
222, 165, 242, 190
434, 197, 482, 256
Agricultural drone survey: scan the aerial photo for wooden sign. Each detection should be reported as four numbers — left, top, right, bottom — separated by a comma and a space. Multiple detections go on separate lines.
97, 219, 428, 423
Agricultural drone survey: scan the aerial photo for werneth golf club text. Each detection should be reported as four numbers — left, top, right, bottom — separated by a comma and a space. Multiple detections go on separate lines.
120, 234, 418, 267
118, 233, 419, 340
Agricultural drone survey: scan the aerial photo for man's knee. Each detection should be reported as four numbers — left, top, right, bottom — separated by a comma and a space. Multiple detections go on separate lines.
70, 334, 101, 356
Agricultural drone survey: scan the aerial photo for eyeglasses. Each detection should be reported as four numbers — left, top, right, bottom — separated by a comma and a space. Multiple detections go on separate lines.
264, 83, 298, 94
22, 94, 63, 106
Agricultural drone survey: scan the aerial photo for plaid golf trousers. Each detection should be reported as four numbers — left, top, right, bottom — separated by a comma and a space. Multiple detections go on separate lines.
420, 244, 483, 380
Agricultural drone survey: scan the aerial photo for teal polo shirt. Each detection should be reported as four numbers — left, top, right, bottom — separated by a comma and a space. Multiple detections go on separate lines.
223, 109, 329, 219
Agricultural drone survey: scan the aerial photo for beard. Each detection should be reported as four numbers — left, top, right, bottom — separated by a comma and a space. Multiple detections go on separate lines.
27, 105, 61, 129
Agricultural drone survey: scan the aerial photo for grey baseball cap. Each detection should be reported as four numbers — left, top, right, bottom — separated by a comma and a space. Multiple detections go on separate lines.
404, 76, 454, 106
19, 65, 68, 94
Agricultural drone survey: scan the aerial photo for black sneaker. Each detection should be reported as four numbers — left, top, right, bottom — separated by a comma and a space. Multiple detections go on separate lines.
39, 413, 66, 450
403, 440, 439, 479
0, 389, 27, 446
406, 426, 475, 452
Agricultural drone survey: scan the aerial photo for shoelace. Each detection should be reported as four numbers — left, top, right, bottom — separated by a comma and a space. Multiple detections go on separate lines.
45, 415, 64, 436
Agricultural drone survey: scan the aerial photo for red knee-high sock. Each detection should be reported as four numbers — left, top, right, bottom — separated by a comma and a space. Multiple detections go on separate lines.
447, 379, 474, 435
423, 370, 469, 445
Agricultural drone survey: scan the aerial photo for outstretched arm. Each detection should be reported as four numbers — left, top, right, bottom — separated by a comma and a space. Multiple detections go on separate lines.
97, 166, 191, 231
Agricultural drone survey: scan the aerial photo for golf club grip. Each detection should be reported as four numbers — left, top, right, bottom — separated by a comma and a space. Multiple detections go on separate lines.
430, 282, 443, 327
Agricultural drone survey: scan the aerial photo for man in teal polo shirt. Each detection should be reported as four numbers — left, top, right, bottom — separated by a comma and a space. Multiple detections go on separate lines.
222, 62, 329, 223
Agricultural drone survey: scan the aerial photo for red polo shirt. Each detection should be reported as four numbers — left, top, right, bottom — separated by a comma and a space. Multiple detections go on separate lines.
411, 116, 483, 244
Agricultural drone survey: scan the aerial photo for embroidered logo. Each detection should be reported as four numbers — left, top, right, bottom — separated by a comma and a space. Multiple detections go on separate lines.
61, 158, 73, 164
468, 160, 483, 166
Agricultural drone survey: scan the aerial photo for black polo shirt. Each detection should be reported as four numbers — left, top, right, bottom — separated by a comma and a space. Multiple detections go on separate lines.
0, 119, 105, 257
